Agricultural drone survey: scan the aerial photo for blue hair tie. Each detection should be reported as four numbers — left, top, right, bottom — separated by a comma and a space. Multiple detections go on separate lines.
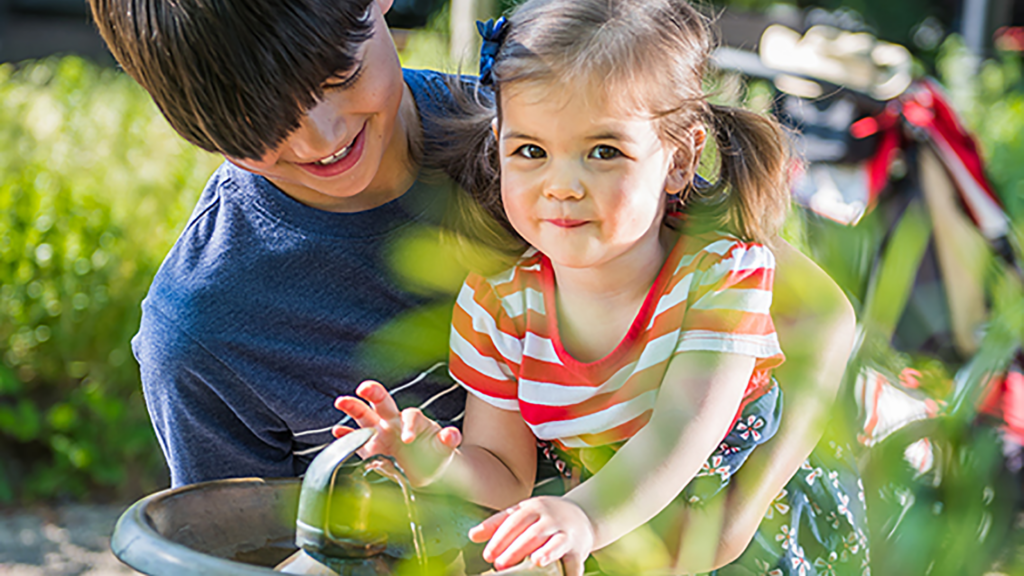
477, 16, 508, 86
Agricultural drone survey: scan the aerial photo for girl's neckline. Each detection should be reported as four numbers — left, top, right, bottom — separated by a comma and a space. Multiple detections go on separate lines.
539, 231, 688, 373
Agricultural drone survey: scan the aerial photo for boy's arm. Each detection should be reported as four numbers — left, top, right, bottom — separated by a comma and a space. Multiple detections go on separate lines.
673, 239, 857, 570
135, 305, 295, 487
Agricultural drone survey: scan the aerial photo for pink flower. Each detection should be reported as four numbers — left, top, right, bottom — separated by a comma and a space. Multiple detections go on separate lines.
736, 415, 765, 441
775, 525, 797, 550
719, 441, 741, 455
765, 488, 790, 519
815, 552, 839, 576
698, 455, 732, 480
754, 559, 783, 576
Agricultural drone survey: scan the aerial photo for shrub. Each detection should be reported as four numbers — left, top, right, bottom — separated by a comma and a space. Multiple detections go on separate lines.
0, 56, 221, 502
936, 36, 1024, 228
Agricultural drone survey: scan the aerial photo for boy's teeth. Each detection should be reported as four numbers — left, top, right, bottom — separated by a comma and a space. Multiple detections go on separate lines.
314, 144, 352, 165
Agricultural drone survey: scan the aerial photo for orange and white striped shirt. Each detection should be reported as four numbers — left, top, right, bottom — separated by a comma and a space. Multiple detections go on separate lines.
449, 232, 785, 450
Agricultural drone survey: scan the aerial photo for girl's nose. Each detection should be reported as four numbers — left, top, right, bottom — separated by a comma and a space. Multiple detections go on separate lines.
542, 162, 585, 201
287, 99, 348, 161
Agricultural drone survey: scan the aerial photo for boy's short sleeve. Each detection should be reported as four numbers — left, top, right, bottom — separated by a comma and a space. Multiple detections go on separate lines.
448, 273, 522, 412
677, 240, 785, 370
134, 305, 296, 486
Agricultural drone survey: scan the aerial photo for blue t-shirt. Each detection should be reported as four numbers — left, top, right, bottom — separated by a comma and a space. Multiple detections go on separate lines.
133, 69, 469, 486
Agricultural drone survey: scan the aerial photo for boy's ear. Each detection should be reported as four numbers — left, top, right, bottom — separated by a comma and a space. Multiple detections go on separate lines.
375, 0, 394, 14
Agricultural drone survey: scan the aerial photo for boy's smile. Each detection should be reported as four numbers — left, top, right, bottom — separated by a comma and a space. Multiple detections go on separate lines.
295, 121, 367, 177
226, 0, 417, 213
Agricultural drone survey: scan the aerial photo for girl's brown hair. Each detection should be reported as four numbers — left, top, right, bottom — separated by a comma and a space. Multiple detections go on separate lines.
435, 0, 790, 245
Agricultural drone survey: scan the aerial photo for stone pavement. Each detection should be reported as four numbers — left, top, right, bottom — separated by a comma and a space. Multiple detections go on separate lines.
0, 505, 139, 576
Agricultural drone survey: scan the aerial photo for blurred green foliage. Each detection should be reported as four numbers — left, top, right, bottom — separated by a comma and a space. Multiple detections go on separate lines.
0, 56, 221, 503
937, 37, 1024, 227
0, 27, 1019, 542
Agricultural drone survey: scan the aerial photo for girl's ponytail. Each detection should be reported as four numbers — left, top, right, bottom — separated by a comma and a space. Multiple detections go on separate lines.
421, 78, 526, 274
703, 103, 791, 244
425, 80, 504, 225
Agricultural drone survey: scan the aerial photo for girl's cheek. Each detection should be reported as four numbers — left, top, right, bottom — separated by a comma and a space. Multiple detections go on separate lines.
501, 173, 530, 201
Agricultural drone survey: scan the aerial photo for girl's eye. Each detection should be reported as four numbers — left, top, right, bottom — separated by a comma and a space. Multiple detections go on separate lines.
514, 144, 546, 159
588, 145, 622, 160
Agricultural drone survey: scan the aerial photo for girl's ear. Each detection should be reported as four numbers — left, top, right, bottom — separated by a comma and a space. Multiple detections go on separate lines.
490, 118, 499, 139
690, 124, 707, 165
665, 124, 708, 194
665, 166, 689, 195
375, 0, 395, 15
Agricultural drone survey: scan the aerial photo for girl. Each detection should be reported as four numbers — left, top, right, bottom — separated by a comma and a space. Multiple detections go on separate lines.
335, 0, 869, 574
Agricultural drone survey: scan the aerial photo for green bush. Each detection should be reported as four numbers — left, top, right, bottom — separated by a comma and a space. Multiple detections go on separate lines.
0, 56, 221, 502
936, 36, 1024, 228
1, 36, 1021, 511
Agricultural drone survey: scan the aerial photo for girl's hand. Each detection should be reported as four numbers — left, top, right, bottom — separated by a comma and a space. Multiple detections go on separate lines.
333, 380, 462, 487
468, 496, 595, 576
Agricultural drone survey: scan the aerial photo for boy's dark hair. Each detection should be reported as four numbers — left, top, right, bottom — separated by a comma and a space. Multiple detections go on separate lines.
89, 0, 375, 159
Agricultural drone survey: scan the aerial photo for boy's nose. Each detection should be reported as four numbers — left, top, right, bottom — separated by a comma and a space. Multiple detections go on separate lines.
288, 100, 349, 161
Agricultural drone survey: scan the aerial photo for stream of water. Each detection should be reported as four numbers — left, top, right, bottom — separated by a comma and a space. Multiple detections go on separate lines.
362, 456, 428, 574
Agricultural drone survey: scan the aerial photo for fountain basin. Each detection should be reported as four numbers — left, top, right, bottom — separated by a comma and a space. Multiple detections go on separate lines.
111, 476, 560, 576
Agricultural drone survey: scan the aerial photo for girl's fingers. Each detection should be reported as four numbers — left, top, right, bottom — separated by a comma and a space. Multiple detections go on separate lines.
469, 509, 509, 543
437, 426, 462, 449
530, 532, 569, 568
482, 508, 538, 563
398, 411, 462, 451
494, 523, 552, 570
560, 552, 585, 576
357, 380, 401, 422
400, 408, 436, 443
333, 396, 381, 430
331, 425, 355, 439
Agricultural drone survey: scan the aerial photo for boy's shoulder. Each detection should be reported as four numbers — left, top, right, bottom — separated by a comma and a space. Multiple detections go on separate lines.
404, 68, 465, 117
403, 68, 481, 105
403, 67, 485, 140
140, 161, 421, 337
140, 162, 277, 334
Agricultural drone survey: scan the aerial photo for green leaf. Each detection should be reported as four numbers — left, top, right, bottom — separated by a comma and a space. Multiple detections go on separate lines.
0, 399, 41, 441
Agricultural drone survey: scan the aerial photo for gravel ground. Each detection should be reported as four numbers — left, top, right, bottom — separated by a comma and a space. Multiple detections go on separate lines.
0, 505, 139, 576
2, 504, 1021, 575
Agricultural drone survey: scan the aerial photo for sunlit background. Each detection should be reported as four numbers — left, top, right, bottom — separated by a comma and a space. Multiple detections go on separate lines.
0, 0, 1021, 574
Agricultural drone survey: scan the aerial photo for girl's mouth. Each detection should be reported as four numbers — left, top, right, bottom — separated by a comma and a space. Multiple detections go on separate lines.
296, 122, 367, 178
546, 218, 589, 228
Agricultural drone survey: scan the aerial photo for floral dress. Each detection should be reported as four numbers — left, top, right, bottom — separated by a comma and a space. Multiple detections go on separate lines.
727, 435, 871, 576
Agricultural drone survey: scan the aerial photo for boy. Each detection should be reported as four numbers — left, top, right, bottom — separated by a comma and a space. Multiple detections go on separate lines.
90, 0, 470, 486
91, 1, 858, 570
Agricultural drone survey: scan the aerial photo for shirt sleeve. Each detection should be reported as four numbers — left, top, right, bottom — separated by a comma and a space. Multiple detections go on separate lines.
677, 240, 785, 370
448, 273, 522, 412
133, 304, 296, 487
